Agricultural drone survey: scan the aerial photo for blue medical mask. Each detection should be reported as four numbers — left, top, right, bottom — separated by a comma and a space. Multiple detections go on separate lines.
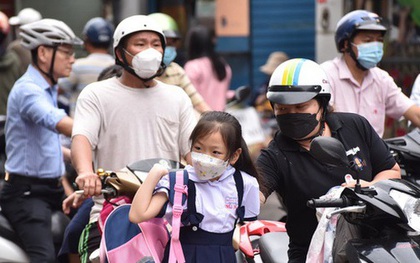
163, 46, 177, 66
352, 41, 383, 69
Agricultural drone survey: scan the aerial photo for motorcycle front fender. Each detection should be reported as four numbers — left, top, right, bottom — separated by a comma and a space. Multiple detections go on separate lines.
346, 237, 420, 263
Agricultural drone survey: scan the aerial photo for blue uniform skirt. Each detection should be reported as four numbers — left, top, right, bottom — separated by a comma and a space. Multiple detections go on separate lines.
163, 226, 236, 263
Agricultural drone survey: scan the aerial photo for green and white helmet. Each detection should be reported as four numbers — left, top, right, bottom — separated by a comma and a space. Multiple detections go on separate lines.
148, 13, 181, 39
267, 58, 331, 105
20, 18, 83, 50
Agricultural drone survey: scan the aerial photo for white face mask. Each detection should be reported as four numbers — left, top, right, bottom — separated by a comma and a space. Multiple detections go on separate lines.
191, 152, 229, 181
124, 48, 162, 79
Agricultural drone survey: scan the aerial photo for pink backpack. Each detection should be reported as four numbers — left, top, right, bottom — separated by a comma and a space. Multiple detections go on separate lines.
99, 170, 188, 263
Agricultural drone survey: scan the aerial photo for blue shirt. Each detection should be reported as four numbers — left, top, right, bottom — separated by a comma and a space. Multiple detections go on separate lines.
5, 65, 67, 178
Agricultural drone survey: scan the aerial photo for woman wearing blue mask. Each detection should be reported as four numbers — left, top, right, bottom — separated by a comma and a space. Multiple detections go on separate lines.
321, 9, 420, 138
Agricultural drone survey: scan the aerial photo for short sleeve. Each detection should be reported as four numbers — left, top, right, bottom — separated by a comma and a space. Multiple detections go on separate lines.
242, 172, 260, 220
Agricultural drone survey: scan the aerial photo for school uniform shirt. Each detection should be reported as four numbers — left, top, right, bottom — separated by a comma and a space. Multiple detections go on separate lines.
257, 112, 396, 261
5, 64, 67, 178
321, 56, 414, 138
156, 165, 260, 233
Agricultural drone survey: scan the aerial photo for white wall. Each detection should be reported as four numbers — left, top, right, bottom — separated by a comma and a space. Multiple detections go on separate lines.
315, 0, 344, 64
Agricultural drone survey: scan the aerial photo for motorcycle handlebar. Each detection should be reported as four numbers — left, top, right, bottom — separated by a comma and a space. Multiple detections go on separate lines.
307, 196, 351, 209
75, 187, 117, 196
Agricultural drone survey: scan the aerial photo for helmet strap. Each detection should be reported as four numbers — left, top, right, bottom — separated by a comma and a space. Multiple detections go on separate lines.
35, 45, 58, 85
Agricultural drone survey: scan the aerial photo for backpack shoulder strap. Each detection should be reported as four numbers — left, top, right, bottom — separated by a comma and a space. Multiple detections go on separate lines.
168, 170, 188, 263
168, 170, 188, 205
233, 169, 244, 206
233, 169, 247, 223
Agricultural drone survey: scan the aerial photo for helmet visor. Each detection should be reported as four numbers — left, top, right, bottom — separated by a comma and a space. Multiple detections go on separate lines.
267, 85, 322, 105
356, 17, 386, 31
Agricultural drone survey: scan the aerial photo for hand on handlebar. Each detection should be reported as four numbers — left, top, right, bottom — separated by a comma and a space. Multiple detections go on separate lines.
75, 171, 103, 197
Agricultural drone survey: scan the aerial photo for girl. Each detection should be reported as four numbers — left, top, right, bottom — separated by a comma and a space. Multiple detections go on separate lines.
129, 111, 260, 262
184, 26, 232, 111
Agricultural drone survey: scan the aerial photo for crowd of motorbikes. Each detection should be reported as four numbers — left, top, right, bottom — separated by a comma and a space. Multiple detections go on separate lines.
1, 104, 420, 262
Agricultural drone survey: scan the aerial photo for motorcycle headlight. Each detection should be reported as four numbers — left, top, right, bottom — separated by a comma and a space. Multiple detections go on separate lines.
389, 189, 420, 232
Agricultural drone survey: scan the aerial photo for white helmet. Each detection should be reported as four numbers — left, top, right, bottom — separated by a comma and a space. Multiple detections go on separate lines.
9, 8, 42, 26
20, 18, 83, 50
113, 15, 166, 49
267, 58, 331, 105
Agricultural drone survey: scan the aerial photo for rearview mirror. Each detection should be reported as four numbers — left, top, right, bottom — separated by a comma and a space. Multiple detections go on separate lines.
309, 137, 350, 167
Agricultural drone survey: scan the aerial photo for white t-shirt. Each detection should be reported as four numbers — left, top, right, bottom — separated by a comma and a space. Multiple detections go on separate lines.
72, 77, 197, 222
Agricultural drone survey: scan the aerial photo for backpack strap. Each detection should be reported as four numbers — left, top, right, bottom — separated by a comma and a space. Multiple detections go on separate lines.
233, 169, 246, 223
168, 170, 188, 205
168, 170, 188, 263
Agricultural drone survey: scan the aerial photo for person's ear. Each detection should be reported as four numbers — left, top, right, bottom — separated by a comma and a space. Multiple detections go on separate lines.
115, 47, 123, 61
37, 46, 50, 64
342, 40, 349, 52
229, 148, 242, 165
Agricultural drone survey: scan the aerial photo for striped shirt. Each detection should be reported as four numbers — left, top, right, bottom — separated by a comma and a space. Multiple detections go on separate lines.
157, 62, 205, 107
58, 53, 115, 116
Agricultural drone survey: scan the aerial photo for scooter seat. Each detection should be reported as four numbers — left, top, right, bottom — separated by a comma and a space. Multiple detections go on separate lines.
259, 232, 289, 263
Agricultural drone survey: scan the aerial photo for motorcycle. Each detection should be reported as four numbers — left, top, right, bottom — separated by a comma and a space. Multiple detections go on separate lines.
235, 220, 289, 263
86, 158, 289, 263
307, 136, 420, 262
0, 208, 70, 263
385, 128, 420, 183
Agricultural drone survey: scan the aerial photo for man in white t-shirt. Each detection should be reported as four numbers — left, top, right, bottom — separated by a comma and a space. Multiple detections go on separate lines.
69, 15, 197, 262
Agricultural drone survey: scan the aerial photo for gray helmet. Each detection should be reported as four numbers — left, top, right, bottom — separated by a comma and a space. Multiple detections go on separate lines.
20, 18, 83, 50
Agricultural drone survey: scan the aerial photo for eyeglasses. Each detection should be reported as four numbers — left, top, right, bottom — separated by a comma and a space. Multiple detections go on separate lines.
45, 46, 75, 58
56, 47, 75, 58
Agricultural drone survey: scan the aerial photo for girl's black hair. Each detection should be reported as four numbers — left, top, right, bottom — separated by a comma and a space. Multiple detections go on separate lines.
189, 111, 259, 179
186, 25, 227, 81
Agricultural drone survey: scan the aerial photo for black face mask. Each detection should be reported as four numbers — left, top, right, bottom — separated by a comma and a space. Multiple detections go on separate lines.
276, 112, 319, 140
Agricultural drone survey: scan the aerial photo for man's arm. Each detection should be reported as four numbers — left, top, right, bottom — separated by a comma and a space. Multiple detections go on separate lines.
71, 134, 102, 196
56, 116, 73, 137
403, 105, 420, 128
